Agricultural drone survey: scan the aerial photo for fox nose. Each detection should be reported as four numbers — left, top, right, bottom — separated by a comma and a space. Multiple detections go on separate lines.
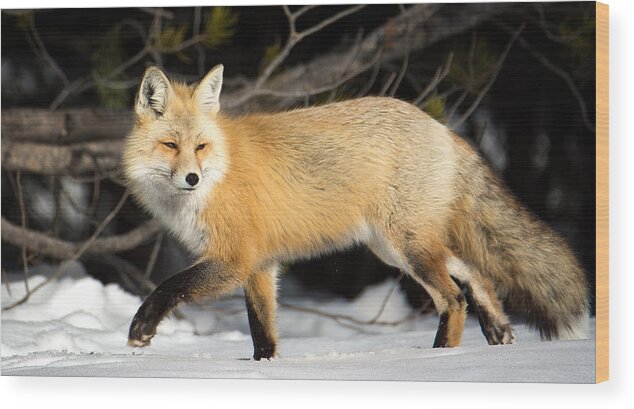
185, 173, 199, 186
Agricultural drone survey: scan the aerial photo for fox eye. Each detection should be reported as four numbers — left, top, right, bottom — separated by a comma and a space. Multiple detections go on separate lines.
196, 143, 206, 151
163, 142, 177, 149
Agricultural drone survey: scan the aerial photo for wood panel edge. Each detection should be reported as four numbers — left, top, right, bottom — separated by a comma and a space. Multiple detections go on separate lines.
595, 0, 609, 384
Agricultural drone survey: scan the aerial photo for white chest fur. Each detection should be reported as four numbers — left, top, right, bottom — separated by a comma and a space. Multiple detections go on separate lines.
138, 186, 210, 256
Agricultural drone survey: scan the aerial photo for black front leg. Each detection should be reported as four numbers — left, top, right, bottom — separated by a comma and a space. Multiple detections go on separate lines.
243, 268, 278, 360
128, 259, 244, 347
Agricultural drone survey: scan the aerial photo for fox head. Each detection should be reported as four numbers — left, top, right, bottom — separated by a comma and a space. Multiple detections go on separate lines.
123, 65, 228, 206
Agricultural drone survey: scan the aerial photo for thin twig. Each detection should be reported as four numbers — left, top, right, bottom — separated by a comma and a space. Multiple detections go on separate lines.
119, 18, 148, 43
144, 231, 164, 279
88, 172, 101, 229
28, 13, 69, 86
326, 28, 366, 103
355, 57, 382, 97
51, 176, 62, 237
468, 30, 477, 85
57, 180, 100, 228
299, 5, 366, 40
451, 23, 525, 130
389, 5, 411, 97
100, 45, 152, 81
15, 171, 31, 296
446, 88, 470, 123
202, 276, 428, 333
475, 119, 489, 145
49, 17, 219, 110
1, 268, 13, 297
278, 300, 417, 328
148, 9, 163, 66
413, 52, 453, 105
112, 260, 142, 295
277, 275, 422, 328
534, 4, 589, 45
367, 271, 405, 324
96, 253, 156, 294
291, 5, 318, 20
379, 72, 397, 96
91, 78, 140, 90
253, 49, 382, 99
2, 190, 131, 311
49, 78, 87, 111
156, 34, 210, 54
444, 31, 475, 119
389, 53, 409, 97
193, 7, 205, 76
50, 45, 149, 110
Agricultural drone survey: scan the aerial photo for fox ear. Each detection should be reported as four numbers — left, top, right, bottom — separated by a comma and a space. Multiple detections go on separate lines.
135, 66, 171, 118
195, 64, 223, 115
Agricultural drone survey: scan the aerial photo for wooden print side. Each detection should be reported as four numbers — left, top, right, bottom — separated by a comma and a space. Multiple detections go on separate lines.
595, 0, 609, 384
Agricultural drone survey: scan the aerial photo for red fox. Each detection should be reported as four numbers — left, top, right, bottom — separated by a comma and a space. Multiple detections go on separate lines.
124, 65, 589, 360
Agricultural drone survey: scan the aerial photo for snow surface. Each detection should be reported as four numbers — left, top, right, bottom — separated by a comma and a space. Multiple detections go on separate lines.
1, 262, 595, 382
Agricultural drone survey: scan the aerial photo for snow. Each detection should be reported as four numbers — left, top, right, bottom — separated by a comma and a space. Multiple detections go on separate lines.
1, 263, 596, 382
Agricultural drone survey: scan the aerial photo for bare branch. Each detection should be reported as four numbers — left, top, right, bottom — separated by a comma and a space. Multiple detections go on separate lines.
1, 108, 133, 144
1, 216, 160, 260
1, 140, 123, 175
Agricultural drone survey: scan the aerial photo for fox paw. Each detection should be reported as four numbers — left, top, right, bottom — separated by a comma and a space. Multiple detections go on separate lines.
483, 323, 515, 345
127, 308, 159, 348
253, 344, 277, 361
127, 334, 154, 348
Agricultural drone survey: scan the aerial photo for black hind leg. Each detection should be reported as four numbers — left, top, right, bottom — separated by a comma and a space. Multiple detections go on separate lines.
446, 256, 514, 345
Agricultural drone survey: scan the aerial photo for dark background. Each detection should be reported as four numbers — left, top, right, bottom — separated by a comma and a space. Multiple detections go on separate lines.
1, 3, 596, 313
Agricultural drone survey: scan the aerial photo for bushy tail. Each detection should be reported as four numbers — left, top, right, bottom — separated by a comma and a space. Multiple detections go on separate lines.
448, 151, 589, 340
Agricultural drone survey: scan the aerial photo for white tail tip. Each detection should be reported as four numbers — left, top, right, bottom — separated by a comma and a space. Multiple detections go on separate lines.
559, 309, 590, 340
